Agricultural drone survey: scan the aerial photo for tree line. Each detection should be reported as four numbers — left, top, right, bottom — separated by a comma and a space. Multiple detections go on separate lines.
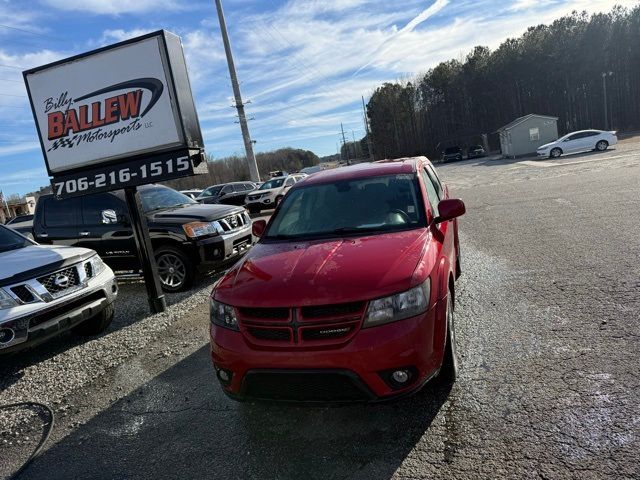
162, 147, 320, 191
366, 6, 640, 160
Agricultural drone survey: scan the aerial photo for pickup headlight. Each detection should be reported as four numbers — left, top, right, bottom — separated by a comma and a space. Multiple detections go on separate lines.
183, 221, 219, 239
210, 298, 239, 331
363, 279, 430, 328
88, 255, 106, 277
0, 288, 17, 310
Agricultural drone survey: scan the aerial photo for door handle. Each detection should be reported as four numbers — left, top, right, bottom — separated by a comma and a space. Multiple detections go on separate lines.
79, 231, 90, 237
40, 233, 49, 238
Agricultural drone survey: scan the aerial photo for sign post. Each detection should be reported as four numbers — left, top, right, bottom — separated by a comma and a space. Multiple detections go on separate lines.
23, 31, 206, 313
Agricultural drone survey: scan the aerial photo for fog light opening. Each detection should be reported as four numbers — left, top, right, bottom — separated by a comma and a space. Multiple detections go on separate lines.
216, 367, 233, 386
392, 370, 410, 384
0, 328, 15, 345
380, 366, 418, 390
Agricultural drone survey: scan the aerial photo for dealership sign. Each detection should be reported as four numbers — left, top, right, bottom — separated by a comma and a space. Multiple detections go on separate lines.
24, 30, 206, 197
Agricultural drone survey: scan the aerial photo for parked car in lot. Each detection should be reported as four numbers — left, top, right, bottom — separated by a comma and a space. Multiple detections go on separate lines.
28, 185, 254, 292
537, 130, 618, 158
299, 165, 324, 175
244, 174, 306, 214
0, 225, 118, 354
180, 189, 203, 200
466, 145, 486, 159
442, 146, 463, 162
6, 214, 34, 225
209, 157, 465, 402
197, 182, 257, 206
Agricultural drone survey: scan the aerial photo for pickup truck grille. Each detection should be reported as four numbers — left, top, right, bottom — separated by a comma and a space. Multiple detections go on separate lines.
37, 266, 81, 299
218, 212, 249, 233
237, 302, 366, 348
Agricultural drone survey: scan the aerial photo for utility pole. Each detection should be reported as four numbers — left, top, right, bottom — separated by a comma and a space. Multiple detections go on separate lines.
214, 0, 260, 182
601, 71, 613, 130
340, 123, 349, 162
362, 96, 374, 161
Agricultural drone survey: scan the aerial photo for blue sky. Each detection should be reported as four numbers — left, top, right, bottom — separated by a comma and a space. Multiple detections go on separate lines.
0, 0, 633, 195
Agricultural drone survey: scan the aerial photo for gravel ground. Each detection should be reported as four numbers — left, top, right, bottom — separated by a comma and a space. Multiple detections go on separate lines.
0, 274, 219, 477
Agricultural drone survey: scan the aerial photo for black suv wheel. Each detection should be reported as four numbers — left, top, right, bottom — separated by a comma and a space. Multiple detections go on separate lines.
155, 246, 194, 292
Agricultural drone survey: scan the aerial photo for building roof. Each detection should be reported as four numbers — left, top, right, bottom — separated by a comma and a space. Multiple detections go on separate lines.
497, 114, 559, 132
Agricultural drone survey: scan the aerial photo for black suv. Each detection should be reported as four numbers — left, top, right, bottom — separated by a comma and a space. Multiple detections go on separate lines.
196, 182, 257, 206
29, 185, 254, 292
442, 146, 463, 162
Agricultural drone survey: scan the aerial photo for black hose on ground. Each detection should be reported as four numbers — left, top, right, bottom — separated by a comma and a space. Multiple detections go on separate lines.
0, 402, 54, 480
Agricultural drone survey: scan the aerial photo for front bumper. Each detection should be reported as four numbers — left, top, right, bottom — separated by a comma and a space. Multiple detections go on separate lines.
245, 195, 276, 208
209, 298, 448, 402
0, 269, 118, 354
194, 225, 254, 272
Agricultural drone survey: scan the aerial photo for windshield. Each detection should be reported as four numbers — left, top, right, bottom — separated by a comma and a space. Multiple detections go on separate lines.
260, 179, 285, 190
140, 187, 196, 213
265, 174, 425, 240
198, 186, 223, 198
0, 226, 32, 253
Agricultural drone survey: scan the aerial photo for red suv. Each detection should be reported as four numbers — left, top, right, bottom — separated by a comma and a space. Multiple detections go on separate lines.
209, 157, 465, 402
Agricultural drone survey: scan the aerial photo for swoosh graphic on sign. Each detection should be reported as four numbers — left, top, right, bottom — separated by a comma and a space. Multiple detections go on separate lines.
74, 77, 163, 117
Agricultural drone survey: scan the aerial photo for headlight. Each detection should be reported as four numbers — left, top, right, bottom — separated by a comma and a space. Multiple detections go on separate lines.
210, 298, 239, 331
88, 255, 106, 277
0, 288, 17, 310
183, 221, 219, 239
363, 279, 430, 328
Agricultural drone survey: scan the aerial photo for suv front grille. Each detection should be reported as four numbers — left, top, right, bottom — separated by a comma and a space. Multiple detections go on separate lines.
238, 302, 365, 347
37, 266, 81, 298
218, 213, 248, 232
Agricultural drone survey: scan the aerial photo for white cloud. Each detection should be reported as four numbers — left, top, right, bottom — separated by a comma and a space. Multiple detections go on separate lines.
41, 0, 182, 15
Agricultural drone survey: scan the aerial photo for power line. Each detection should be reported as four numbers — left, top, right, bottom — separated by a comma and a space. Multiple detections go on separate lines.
0, 24, 63, 40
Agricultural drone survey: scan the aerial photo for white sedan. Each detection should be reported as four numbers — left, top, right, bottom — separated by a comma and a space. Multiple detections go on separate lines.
537, 130, 617, 158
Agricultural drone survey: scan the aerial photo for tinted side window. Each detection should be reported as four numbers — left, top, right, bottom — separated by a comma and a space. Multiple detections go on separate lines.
584, 131, 598, 137
44, 197, 81, 227
222, 185, 234, 194
82, 193, 125, 226
420, 169, 440, 218
425, 165, 444, 200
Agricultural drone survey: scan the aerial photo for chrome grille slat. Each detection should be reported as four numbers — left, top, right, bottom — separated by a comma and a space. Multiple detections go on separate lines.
37, 266, 82, 299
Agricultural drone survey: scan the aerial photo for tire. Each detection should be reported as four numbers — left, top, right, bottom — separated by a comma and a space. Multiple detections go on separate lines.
435, 292, 458, 384
455, 254, 462, 280
155, 246, 194, 292
73, 302, 114, 336
549, 147, 562, 158
596, 140, 608, 151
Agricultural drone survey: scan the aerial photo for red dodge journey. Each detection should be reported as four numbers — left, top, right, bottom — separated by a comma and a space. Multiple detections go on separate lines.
209, 156, 465, 402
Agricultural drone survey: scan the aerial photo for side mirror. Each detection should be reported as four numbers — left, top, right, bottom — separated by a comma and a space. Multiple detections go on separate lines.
252, 219, 267, 238
101, 209, 118, 224
434, 199, 465, 224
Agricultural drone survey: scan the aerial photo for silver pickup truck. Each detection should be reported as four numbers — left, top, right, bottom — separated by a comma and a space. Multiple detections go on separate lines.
0, 225, 118, 354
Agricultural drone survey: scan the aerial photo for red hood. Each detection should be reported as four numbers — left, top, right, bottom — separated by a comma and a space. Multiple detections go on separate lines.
214, 229, 430, 307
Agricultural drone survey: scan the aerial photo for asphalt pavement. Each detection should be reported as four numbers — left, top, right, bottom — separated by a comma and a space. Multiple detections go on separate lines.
7, 143, 640, 479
